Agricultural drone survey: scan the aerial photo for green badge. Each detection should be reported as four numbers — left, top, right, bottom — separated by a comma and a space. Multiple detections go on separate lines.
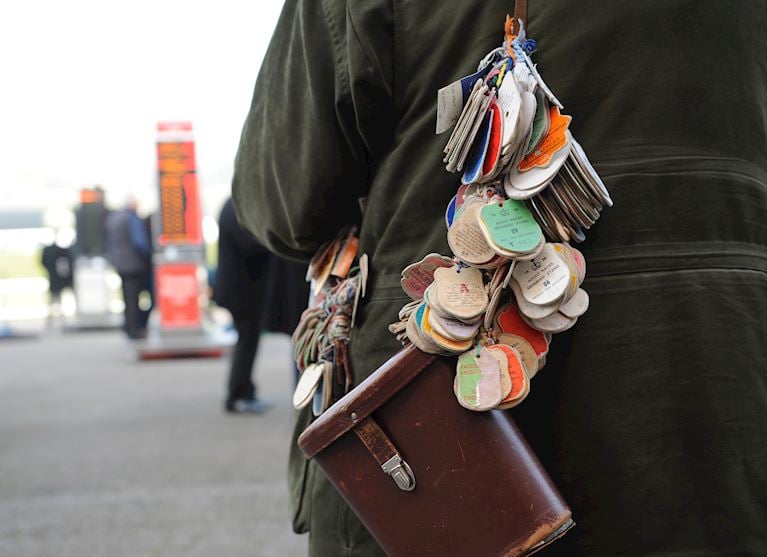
478, 201, 543, 254
526, 88, 549, 155
454, 348, 502, 411
456, 351, 483, 408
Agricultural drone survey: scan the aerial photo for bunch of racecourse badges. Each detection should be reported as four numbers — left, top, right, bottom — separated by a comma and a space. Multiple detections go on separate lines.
292, 226, 368, 416
390, 17, 612, 412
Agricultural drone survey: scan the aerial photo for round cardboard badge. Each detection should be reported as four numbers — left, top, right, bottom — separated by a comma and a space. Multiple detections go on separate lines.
508, 276, 560, 319
480, 100, 504, 180
423, 284, 449, 319
505, 133, 571, 193
292, 362, 324, 409
512, 243, 571, 306
453, 184, 471, 212
539, 188, 576, 238
454, 348, 503, 411
400, 253, 454, 300
428, 307, 482, 341
570, 246, 587, 283
494, 302, 549, 356
485, 345, 513, 399
511, 88, 537, 155
519, 107, 572, 172
422, 305, 474, 353
407, 303, 446, 355
570, 138, 613, 207
474, 253, 510, 270
491, 344, 530, 407
552, 243, 581, 301
549, 180, 591, 230
560, 165, 603, 219
496, 70, 521, 150
497, 333, 539, 378
462, 108, 494, 185
445, 194, 458, 228
527, 197, 558, 241
534, 192, 571, 242
447, 202, 497, 266
557, 179, 596, 228
524, 311, 576, 334
526, 88, 550, 155
477, 200, 544, 256
433, 266, 489, 322
559, 288, 590, 318
503, 175, 553, 200
562, 158, 604, 213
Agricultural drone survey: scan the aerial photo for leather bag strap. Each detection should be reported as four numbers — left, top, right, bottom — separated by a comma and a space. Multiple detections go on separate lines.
353, 417, 416, 492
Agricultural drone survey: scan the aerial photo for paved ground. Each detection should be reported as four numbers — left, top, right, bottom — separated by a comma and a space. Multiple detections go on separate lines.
0, 328, 308, 557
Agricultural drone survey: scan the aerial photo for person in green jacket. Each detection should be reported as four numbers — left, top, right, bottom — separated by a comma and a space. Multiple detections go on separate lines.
233, 1, 767, 555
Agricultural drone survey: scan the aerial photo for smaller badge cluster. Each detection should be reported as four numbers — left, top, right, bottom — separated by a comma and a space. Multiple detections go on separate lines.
292, 226, 368, 415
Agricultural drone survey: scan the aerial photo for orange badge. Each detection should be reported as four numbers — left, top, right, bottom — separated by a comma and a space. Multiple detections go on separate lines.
519, 106, 572, 172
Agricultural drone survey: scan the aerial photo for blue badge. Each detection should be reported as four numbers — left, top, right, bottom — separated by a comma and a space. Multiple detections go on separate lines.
445, 194, 458, 228
462, 111, 493, 185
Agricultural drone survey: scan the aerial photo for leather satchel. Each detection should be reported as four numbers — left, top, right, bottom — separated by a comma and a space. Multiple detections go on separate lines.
299, 345, 574, 556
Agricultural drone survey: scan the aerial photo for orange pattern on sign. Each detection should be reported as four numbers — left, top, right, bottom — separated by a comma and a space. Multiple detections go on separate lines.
157, 140, 202, 245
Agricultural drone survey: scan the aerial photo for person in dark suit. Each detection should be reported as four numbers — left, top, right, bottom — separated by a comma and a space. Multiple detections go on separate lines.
104, 198, 151, 339
215, 198, 271, 413
214, 198, 310, 413
41, 238, 74, 316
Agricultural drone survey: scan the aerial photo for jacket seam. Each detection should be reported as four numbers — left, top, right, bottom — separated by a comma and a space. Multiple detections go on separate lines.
346, 4, 394, 99
601, 169, 767, 188
587, 266, 767, 279
392, 0, 402, 113
320, 0, 350, 97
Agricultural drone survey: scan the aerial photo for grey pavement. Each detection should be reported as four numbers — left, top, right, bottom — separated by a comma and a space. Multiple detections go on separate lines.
0, 329, 308, 557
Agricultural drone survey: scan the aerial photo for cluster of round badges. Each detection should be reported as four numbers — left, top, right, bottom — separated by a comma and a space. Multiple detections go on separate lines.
441, 20, 612, 244
391, 19, 612, 412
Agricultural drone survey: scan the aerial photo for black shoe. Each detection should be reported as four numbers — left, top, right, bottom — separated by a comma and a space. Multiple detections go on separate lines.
225, 398, 274, 414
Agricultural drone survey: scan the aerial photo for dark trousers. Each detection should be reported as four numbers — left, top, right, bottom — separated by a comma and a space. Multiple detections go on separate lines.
119, 272, 146, 338
227, 317, 261, 404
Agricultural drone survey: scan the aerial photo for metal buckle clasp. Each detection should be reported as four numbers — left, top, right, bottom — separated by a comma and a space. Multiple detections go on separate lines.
381, 455, 416, 492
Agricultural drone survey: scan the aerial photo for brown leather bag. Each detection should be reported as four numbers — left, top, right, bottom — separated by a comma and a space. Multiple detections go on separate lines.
298, 345, 574, 556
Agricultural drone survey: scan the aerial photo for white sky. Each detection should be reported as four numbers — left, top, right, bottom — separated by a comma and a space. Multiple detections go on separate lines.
0, 0, 284, 219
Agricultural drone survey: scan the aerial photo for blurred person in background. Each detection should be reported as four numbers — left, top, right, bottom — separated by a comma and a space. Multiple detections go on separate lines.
40, 231, 74, 322
214, 198, 274, 414
214, 197, 309, 413
105, 196, 151, 339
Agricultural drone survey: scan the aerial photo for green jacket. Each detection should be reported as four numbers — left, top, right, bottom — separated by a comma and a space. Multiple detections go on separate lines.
233, 1, 767, 555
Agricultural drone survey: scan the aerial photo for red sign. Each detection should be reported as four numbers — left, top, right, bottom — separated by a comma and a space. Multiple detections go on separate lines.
156, 122, 203, 246
155, 263, 201, 328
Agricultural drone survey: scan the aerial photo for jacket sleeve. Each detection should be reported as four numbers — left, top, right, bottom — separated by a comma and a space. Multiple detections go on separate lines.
232, 0, 395, 262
